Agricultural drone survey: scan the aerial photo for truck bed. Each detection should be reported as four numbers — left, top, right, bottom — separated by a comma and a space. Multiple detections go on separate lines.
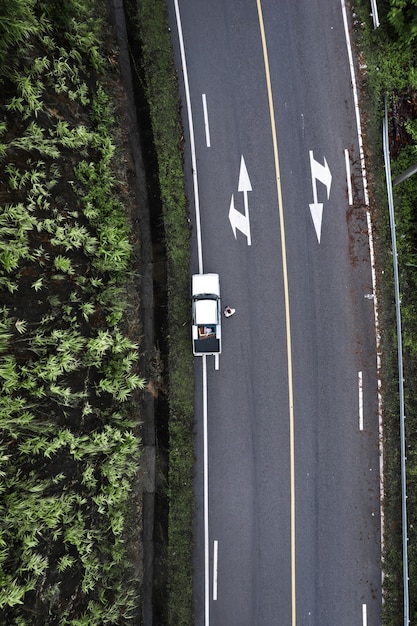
193, 337, 220, 354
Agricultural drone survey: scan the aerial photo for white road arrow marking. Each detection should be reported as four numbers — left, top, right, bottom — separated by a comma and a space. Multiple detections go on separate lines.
229, 194, 250, 243
309, 202, 324, 244
309, 150, 332, 243
228, 155, 252, 245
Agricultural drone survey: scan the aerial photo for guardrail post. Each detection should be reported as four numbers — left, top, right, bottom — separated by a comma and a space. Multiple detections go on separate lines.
393, 162, 417, 186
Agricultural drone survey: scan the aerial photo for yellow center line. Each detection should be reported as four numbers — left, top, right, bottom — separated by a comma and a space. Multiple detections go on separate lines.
255, 2, 296, 624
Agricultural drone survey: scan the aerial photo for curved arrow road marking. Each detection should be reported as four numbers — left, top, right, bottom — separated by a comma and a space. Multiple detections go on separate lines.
228, 155, 252, 245
229, 194, 251, 243
309, 150, 332, 243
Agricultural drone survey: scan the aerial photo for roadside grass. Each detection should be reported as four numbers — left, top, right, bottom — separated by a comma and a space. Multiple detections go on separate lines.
354, 1, 417, 622
130, 0, 195, 623
0, 0, 145, 623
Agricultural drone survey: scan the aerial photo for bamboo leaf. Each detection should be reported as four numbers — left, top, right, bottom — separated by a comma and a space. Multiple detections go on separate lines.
31, 277, 44, 292
14, 319, 27, 334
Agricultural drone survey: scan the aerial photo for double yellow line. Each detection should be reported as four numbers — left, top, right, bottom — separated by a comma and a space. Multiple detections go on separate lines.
256, 2, 296, 624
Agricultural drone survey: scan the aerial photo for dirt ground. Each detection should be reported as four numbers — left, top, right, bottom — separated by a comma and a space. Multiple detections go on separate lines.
390, 89, 417, 158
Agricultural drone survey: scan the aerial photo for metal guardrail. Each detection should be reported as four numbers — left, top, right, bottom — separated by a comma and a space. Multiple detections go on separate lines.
382, 94, 410, 626
370, 0, 380, 28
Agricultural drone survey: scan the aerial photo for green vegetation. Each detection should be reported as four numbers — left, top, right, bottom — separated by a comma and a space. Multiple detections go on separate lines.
0, 0, 145, 623
354, 1, 417, 622
129, 0, 195, 623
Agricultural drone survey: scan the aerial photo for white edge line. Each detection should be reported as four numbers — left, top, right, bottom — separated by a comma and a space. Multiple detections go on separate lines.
202, 355, 209, 624
213, 540, 218, 601
173, 0, 204, 274
341, 0, 385, 588
344, 148, 353, 205
172, 8, 211, 622
358, 370, 364, 431
341, 0, 369, 206
202, 94, 211, 148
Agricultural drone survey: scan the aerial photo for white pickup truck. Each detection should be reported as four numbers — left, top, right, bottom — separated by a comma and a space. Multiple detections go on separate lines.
191, 273, 222, 356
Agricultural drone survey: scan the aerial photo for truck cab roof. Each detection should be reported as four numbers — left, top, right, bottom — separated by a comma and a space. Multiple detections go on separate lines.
194, 298, 218, 325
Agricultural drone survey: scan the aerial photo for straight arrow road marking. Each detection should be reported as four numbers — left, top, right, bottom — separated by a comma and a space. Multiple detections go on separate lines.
309, 150, 332, 243
309, 203, 324, 245
238, 154, 252, 194
228, 155, 252, 245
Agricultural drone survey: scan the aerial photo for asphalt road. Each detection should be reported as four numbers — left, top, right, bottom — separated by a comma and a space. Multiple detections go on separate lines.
168, 1, 382, 624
